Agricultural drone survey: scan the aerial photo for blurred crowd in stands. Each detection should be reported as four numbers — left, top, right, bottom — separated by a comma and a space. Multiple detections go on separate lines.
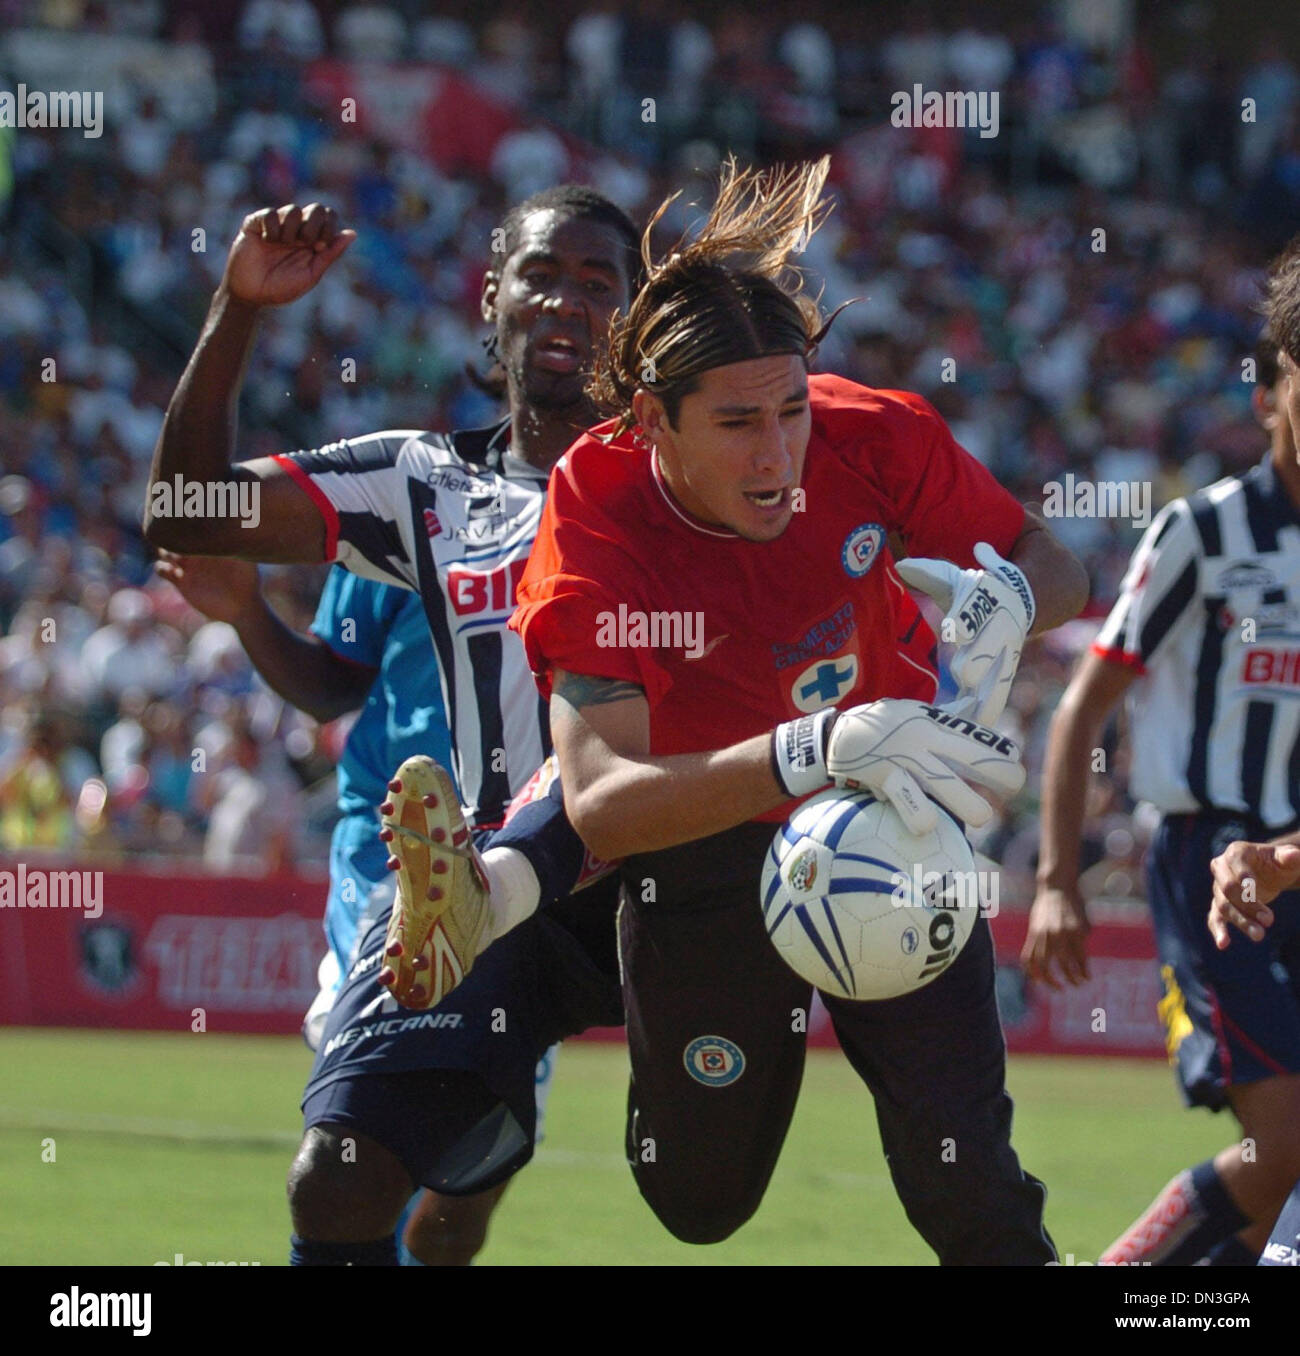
1, 0, 1298, 896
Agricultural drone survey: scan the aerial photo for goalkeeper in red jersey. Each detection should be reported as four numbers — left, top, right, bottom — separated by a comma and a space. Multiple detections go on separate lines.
506, 158, 1089, 1261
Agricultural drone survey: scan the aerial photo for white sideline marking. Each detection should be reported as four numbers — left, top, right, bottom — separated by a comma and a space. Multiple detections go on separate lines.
0, 1111, 892, 1188
0, 1106, 299, 1148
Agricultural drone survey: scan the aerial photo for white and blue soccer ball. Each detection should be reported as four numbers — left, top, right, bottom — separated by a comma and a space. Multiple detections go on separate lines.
760, 789, 979, 1001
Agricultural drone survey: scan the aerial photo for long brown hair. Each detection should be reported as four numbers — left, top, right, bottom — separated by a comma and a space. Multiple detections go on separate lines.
1265, 233, 1300, 366
590, 156, 840, 436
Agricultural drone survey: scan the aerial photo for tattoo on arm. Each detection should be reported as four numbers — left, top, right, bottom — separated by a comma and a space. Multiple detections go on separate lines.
553, 671, 645, 712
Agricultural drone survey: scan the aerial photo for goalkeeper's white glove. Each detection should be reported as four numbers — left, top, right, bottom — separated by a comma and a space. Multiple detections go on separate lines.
770, 698, 1025, 835
895, 541, 1035, 727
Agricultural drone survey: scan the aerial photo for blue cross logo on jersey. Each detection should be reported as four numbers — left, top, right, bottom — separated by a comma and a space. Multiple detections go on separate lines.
792, 654, 859, 713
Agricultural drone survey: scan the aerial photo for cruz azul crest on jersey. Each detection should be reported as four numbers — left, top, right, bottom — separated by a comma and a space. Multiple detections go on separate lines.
683, 1035, 746, 1087
842, 522, 885, 578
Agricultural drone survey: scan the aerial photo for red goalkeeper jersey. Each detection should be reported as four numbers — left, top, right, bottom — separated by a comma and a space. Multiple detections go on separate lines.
511, 373, 1024, 817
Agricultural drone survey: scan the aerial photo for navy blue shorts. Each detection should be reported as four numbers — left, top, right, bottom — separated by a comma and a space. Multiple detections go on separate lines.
301, 849, 622, 1195
1146, 813, 1300, 1111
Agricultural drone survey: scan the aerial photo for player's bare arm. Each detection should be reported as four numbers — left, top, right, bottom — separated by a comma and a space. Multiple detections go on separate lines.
1023, 650, 1138, 988
552, 669, 1026, 860
1006, 506, 1090, 634
155, 551, 376, 723
551, 669, 787, 860
143, 204, 356, 562
1208, 837, 1300, 949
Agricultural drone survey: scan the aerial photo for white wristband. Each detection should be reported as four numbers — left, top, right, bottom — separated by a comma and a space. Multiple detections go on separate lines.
771, 709, 836, 797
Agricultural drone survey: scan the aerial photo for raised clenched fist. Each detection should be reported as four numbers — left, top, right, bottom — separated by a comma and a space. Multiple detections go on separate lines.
221, 203, 356, 309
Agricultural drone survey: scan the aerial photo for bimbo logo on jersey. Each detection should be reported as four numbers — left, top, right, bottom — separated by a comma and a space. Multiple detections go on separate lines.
447, 559, 528, 617
1241, 648, 1300, 688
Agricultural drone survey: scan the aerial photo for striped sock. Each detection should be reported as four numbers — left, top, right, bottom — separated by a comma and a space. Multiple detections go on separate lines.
1101, 1162, 1248, 1266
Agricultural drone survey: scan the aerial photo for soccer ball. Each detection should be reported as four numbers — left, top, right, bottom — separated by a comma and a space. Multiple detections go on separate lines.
760, 788, 979, 1001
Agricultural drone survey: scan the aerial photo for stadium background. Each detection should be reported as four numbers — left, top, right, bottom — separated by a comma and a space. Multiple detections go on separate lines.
2, 0, 1300, 1264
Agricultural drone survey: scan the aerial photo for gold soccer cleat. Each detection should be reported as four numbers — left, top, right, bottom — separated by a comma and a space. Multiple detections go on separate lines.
375, 756, 491, 1009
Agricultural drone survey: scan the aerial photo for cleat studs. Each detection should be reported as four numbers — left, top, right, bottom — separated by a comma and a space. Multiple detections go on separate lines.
411, 955, 428, 971
386, 856, 400, 871
378, 827, 394, 842
432, 827, 446, 842
423, 794, 438, 807
379, 802, 394, 815
385, 941, 403, 958
377, 968, 394, 985
432, 859, 448, 874
409, 985, 425, 1001
387, 779, 402, 792
427, 886, 443, 901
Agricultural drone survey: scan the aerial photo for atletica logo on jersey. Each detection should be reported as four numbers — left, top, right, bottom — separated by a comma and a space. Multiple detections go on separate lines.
1215, 561, 1278, 591
683, 1035, 746, 1087
792, 654, 858, 712
842, 523, 884, 577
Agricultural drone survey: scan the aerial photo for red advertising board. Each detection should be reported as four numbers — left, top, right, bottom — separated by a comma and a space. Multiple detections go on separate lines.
0, 861, 1169, 1058
0, 861, 329, 1035
795, 909, 1169, 1058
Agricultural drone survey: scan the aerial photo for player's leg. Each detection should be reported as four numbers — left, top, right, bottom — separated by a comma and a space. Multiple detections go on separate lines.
290, 872, 621, 1264
378, 754, 606, 1007
1259, 1175, 1300, 1265
486, 756, 605, 920
1218, 1074, 1300, 1239
1102, 815, 1300, 1264
617, 826, 812, 1245
399, 1184, 510, 1266
287, 1068, 505, 1263
825, 914, 1056, 1265
289, 907, 539, 1263
399, 1045, 559, 1265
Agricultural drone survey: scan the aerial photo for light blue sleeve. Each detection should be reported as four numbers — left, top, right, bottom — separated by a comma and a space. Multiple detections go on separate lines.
309, 567, 392, 668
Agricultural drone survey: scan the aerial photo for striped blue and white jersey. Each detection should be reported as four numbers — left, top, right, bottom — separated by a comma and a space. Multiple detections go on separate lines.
275, 420, 551, 828
1093, 453, 1300, 827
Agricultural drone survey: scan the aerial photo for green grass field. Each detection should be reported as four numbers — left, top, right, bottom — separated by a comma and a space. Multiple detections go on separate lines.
0, 1028, 1227, 1265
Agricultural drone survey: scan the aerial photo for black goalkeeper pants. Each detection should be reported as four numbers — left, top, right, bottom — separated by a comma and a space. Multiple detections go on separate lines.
618, 823, 1056, 1265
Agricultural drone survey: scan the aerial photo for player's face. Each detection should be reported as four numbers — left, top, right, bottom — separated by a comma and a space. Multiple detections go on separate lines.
1280, 349, 1300, 457
642, 354, 811, 542
484, 211, 630, 413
